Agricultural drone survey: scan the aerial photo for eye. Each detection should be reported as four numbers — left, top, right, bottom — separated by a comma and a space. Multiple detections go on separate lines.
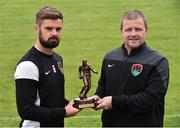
135, 28, 143, 32
56, 27, 62, 32
45, 27, 53, 31
124, 28, 132, 32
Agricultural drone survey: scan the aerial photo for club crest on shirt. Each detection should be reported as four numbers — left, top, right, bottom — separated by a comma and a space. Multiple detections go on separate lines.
57, 62, 64, 74
131, 64, 143, 76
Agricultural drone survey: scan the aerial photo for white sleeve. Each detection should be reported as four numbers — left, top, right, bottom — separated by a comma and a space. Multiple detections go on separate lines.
14, 61, 39, 81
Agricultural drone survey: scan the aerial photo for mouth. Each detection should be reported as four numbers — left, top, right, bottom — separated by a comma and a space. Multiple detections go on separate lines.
50, 38, 57, 41
48, 37, 59, 42
129, 38, 139, 41
129, 39, 139, 42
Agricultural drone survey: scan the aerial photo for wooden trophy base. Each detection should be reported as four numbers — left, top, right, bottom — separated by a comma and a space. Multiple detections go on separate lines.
73, 97, 98, 109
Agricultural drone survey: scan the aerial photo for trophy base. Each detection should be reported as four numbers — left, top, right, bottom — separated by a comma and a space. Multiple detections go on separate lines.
73, 97, 98, 109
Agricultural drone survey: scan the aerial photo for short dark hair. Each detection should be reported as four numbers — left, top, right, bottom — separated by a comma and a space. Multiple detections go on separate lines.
36, 6, 63, 25
120, 10, 148, 30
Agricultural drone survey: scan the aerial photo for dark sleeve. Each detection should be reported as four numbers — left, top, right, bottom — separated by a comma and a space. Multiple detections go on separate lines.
64, 98, 69, 106
112, 58, 169, 113
15, 79, 66, 122
95, 60, 106, 98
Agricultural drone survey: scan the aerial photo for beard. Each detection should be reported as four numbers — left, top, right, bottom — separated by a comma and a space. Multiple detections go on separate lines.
39, 31, 60, 48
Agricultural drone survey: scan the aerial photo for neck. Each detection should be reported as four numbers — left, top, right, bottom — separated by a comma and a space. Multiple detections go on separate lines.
34, 41, 53, 55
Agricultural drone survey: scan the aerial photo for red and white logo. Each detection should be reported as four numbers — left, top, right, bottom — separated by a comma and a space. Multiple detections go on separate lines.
57, 62, 64, 74
131, 64, 143, 76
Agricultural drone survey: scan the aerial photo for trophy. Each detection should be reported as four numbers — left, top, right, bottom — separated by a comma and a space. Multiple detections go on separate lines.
73, 59, 98, 109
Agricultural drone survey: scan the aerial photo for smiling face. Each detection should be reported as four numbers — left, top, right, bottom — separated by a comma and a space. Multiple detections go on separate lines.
121, 18, 147, 53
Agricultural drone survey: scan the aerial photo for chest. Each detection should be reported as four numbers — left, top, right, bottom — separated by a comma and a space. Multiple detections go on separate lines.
104, 60, 154, 95
37, 57, 65, 95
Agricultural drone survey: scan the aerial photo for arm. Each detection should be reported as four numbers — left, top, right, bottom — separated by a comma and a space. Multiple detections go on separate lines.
15, 79, 67, 121
14, 61, 79, 122
90, 66, 98, 74
78, 66, 83, 79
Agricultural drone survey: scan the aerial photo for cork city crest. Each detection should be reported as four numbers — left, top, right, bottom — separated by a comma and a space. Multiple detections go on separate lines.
131, 64, 143, 76
57, 62, 64, 74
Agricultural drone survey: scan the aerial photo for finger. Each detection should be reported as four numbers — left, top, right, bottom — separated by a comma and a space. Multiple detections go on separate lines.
97, 99, 103, 104
68, 101, 74, 106
96, 102, 104, 109
94, 96, 100, 101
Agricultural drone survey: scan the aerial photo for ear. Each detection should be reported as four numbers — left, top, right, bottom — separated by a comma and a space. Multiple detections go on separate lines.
145, 27, 148, 35
120, 29, 123, 36
34, 24, 39, 33
145, 26, 148, 32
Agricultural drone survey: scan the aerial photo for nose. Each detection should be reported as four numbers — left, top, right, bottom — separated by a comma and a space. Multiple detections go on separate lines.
130, 29, 137, 36
52, 29, 58, 36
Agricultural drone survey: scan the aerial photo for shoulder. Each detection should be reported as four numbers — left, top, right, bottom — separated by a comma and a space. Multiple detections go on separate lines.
53, 52, 63, 61
53, 52, 64, 68
144, 46, 169, 88
18, 47, 40, 64
143, 45, 168, 65
104, 47, 123, 61
14, 61, 39, 81
14, 47, 41, 81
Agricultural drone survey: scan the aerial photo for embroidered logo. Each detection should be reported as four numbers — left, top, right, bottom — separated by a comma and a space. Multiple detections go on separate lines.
52, 65, 56, 73
45, 70, 51, 75
108, 64, 115, 68
57, 62, 64, 74
131, 64, 143, 76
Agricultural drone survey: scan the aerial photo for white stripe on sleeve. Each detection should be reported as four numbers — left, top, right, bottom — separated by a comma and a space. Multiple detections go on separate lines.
14, 61, 39, 81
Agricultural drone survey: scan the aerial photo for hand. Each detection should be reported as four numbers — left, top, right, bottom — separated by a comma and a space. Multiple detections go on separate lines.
90, 95, 101, 101
89, 95, 101, 110
65, 101, 80, 117
95, 96, 112, 110
93, 70, 98, 74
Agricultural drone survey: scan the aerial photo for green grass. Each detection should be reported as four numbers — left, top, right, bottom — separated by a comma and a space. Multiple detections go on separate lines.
0, 0, 179, 127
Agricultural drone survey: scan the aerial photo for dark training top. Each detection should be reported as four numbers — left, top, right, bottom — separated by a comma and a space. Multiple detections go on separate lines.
14, 46, 68, 127
95, 43, 169, 127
